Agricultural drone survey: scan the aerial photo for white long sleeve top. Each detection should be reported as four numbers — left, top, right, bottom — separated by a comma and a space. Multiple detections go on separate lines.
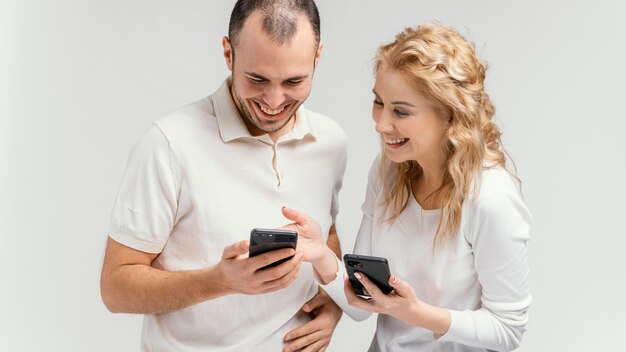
321, 156, 532, 352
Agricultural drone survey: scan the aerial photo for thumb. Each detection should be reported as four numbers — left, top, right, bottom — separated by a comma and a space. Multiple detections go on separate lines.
302, 294, 323, 313
281, 206, 309, 226
388, 275, 413, 297
222, 240, 249, 259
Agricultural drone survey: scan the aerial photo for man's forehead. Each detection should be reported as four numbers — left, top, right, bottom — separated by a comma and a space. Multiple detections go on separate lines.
236, 10, 317, 49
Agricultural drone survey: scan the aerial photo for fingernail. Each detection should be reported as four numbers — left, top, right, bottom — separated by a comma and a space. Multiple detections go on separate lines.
391, 275, 397, 284
284, 334, 291, 341
354, 272, 362, 280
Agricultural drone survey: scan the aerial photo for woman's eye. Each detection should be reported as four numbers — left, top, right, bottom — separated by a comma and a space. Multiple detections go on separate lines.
394, 109, 409, 117
373, 100, 383, 107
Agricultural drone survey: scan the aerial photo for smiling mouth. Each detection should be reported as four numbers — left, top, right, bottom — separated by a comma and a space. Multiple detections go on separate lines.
384, 137, 409, 146
256, 102, 287, 116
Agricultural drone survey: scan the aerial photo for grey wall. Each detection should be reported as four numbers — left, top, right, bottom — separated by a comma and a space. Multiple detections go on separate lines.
2, 0, 625, 350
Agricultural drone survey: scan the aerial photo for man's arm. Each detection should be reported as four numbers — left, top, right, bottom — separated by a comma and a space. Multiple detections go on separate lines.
100, 237, 303, 314
326, 224, 341, 258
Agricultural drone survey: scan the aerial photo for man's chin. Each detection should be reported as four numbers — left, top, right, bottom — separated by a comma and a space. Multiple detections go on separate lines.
256, 118, 292, 133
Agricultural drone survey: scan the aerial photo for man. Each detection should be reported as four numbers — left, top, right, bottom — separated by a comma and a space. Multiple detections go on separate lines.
100, 0, 347, 351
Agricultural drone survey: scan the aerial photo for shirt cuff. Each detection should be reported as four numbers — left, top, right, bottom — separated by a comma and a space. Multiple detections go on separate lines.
315, 256, 372, 321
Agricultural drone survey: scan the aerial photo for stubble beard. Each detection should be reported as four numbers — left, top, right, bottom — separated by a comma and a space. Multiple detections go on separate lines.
234, 90, 298, 134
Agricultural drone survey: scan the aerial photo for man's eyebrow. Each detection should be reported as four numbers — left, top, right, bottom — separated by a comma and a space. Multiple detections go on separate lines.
245, 72, 268, 80
244, 72, 309, 82
285, 75, 309, 81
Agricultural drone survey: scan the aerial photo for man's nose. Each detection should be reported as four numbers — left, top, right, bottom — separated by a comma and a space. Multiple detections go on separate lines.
263, 86, 286, 109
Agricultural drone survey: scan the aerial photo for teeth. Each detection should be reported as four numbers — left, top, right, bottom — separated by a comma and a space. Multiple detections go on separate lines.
259, 104, 285, 116
384, 137, 408, 145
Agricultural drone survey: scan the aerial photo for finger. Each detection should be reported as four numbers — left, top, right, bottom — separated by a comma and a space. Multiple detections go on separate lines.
354, 272, 386, 300
284, 319, 320, 342
251, 247, 297, 270
277, 223, 298, 233
299, 337, 328, 352
302, 292, 326, 313
222, 240, 249, 259
262, 266, 300, 293
283, 330, 325, 352
257, 251, 303, 281
261, 255, 303, 292
388, 274, 413, 297
281, 206, 310, 226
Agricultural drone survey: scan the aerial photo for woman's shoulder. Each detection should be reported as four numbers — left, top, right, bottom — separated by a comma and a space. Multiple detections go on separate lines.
464, 166, 528, 218
461, 166, 532, 244
477, 166, 522, 200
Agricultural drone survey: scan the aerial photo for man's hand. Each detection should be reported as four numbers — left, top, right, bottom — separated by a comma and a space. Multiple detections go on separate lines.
283, 289, 342, 352
216, 239, 304, 295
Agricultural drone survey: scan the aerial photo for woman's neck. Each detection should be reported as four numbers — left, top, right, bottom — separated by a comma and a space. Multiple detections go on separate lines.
411, 164, 445, 210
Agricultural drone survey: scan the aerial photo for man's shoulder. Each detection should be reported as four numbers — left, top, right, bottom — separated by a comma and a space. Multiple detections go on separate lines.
153, 96, 218, 138
302, 107, 347, 142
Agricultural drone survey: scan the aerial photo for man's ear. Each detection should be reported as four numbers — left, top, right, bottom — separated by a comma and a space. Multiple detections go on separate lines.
314, 40, 323, 67
222, 36, 234, 71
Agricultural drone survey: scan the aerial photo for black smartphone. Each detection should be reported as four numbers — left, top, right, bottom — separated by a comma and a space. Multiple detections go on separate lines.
249, 228, 298, 269
344, 254, 393, 299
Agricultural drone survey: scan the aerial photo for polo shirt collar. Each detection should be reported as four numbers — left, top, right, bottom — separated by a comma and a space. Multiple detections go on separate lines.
212, 78, 316, 143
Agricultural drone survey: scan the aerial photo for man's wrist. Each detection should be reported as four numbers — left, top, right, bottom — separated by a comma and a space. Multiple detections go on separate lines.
200, 264, 234, 298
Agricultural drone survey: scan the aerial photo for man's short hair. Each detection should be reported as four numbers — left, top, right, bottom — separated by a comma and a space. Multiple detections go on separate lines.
228, 0, 320, 48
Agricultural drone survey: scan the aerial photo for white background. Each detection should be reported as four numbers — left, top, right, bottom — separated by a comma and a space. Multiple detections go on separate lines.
2, 0, 625, 351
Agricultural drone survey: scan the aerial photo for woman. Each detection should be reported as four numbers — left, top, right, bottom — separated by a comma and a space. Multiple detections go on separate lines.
282, 22, 531, 352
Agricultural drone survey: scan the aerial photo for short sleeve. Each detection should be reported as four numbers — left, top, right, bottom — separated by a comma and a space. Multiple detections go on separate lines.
108, 124, 180, 253
329, 133, 348, 224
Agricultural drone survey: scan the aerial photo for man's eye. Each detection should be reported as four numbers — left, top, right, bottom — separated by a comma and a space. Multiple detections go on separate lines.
286, 80, 304, 86
373, 100, 383, 107
249, 78, 265, 84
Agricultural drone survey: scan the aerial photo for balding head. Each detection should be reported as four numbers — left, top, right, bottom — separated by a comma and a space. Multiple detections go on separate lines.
228, 0, 320, 48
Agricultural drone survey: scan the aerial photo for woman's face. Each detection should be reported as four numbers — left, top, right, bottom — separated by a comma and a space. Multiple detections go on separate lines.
372, 65, 450, 167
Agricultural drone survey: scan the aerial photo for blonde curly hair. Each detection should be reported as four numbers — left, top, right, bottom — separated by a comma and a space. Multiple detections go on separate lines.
375, 22, 507, 246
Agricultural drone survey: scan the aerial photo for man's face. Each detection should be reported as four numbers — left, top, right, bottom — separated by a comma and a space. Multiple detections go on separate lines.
223, 12, 322, 140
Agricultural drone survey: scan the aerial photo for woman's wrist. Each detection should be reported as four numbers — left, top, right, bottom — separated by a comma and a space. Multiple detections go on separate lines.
311, 247, 339, 285
410, 300, 451, 336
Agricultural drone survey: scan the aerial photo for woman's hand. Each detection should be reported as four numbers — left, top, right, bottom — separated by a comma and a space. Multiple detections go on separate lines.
280, 207, 329, 263
344, 272, 420, 325
344, 273, 451, 335
280, 207, 339, 284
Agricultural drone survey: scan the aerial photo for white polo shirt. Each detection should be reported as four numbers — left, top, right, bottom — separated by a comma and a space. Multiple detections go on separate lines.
108, 79, 348, 352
